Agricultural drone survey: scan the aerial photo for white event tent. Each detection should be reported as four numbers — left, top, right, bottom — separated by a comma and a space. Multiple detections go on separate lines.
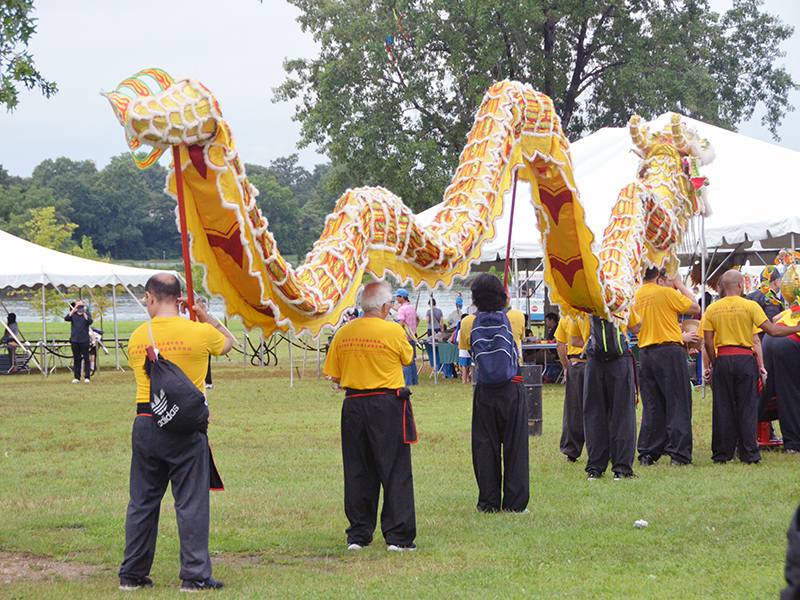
0, 229, 179, 374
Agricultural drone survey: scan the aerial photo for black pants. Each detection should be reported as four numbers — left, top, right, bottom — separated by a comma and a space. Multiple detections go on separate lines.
341, 392, 416, 546
560, 360, 586, 460
71, 341, 90, 379
782, 502, 800, 600
638, 344, 693, 464
762, 336, 800, 452
583, 355, 636, 475
119, 416, 212, 582
472, 380, 529, 512
711, 353, 760, 463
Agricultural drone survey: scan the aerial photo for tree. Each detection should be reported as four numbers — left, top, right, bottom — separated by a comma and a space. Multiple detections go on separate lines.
276, 0, 797, 210
0, 0, 57, 110
86, 155, 148, 259
23, 205, 76, 252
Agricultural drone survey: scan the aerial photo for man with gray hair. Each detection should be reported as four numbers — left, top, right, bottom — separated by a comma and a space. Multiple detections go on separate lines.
324, 280, 417, 552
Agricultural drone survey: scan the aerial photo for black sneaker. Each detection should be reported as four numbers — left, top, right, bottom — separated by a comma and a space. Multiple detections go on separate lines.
566, 455, 578, 463
586, 468, 602, 481
119, 576, 153, 591
613, 472, 636, 480
670, 458, 690, 467
639, 455, 654, 466
180, 577, 225, 592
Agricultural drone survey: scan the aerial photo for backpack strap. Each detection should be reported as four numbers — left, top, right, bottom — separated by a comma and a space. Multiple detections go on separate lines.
147, 321, 161, 357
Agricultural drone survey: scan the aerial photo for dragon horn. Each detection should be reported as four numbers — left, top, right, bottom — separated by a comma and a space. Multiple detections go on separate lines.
671, 113, 690, 152
629, 115, 652, 155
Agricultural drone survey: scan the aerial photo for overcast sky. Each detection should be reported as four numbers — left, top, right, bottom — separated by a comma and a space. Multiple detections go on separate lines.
0, 0, 797, 179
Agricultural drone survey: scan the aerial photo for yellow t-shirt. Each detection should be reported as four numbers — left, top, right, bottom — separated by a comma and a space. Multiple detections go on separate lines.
324, 317, 412, 390
702, 296, 768, 348
566, 313, 594, 346
129, 316, 227, 404
458, 309, 526, 362
568, 311, 640, 347
557, 313, 590, 356
776, 309, 800, 327
634, 283, 692, 347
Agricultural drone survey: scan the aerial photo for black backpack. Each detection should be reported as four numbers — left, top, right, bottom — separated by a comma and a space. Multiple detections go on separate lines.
470, 309, 519, 386
144, 322, 210, 435
587, 315, 629, 362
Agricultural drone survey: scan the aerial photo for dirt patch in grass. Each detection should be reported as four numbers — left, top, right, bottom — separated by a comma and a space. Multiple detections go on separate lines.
0, 552, 103, 583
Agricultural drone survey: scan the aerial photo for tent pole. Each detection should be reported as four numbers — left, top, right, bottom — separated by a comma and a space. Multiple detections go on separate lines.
41, 281, 47, 379
701, 217, 707, 399
112, 281, 121, 371
503, 170, 519, 291
431, 291, 438, 385
289, 331, 294, 388
526, 263, 531, 318
172, 146, 196, 321
514, 255, 520, 310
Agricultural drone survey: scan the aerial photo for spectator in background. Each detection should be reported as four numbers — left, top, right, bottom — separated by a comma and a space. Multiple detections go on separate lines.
88, 327, 103, 375
2, 312, 20, 374
65, 300, 93, 383
425, 298, 444, 337
544, 313, 559, 341
395, 289, 419, 386
747, 266, 785, 327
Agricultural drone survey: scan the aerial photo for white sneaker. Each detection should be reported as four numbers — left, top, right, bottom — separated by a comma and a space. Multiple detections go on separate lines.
387, 544, 416, 552
84, 378, 90, 383
71, 378, 80, 383
347, 543, 367, 551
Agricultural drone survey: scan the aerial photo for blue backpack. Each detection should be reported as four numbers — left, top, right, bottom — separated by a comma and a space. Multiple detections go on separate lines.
470, 309, 519, 386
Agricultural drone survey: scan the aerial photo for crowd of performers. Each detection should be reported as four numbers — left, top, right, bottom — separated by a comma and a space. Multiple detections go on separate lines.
116, 268, 800, 592
557, 266, 800, 479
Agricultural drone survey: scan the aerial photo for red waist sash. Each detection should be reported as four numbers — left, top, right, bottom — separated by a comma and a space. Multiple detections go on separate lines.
717, 346, 755, 356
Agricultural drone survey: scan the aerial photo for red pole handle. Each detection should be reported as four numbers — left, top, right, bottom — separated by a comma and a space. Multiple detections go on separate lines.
503, 170, 519, 292
172, 146, 196, 321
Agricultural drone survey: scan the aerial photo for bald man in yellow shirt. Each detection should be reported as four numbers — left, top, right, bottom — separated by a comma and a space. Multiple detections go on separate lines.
703, 270, 800, 464
634, 267, 700, 467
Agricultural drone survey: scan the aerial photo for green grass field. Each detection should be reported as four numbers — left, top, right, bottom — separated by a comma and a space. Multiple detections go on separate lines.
0, 340, 798, 599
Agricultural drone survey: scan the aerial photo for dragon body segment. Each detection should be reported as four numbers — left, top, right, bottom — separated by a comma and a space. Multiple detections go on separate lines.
106, 69, 713, 335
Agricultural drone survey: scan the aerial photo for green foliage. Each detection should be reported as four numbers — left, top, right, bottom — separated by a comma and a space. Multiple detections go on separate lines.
23, 205, 76, 252
0, 0, 57, 110
277, 0, 797, 209
1, 152, 338, 263
70, 235, 102, 261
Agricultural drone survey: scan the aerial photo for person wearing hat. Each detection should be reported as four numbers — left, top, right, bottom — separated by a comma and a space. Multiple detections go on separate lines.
634, 266, 701, 467
395, 288, 419, 386
747, 266, 785, 332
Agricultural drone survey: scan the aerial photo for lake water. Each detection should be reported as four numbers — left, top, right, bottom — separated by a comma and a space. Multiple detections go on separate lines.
0, 281, 542, 324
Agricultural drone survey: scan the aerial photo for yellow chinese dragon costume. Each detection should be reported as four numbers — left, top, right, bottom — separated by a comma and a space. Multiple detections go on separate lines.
106, 68, 714, 336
